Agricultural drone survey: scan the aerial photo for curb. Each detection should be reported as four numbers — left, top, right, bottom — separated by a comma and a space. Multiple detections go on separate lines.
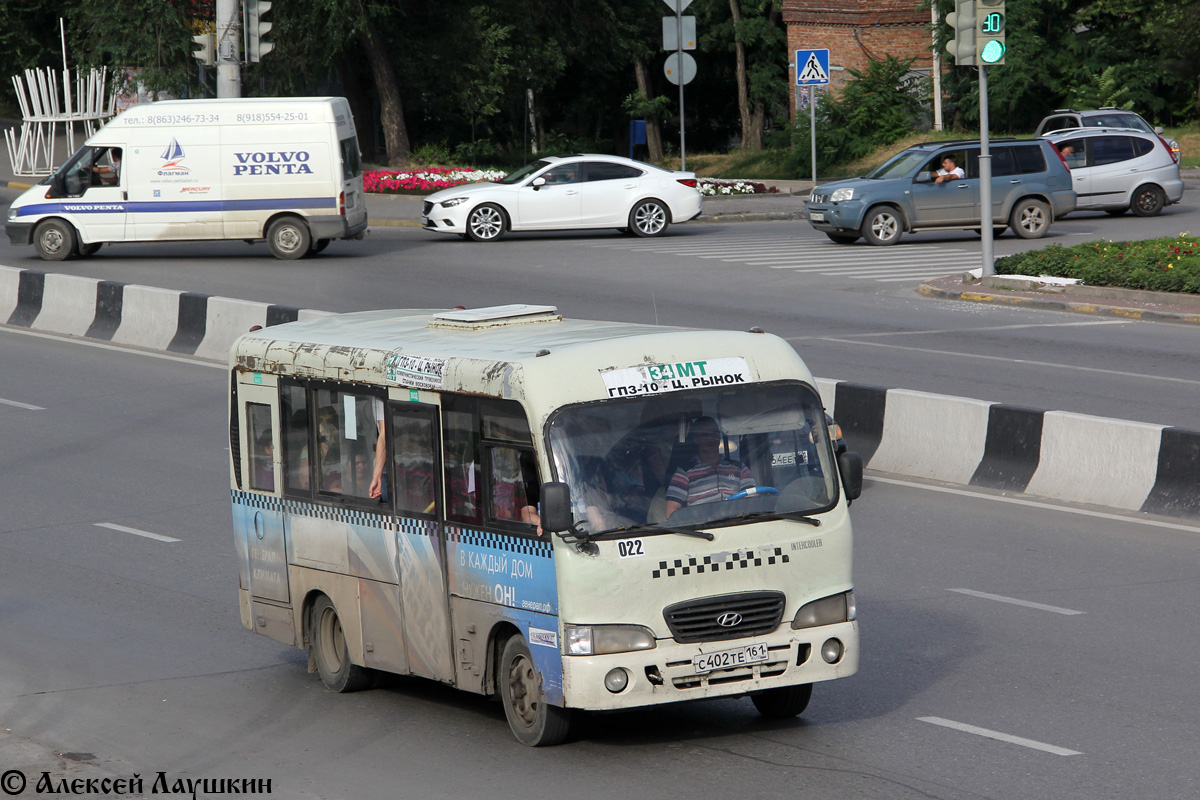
917, 281, 1200, 326
817, 378, 1200, 521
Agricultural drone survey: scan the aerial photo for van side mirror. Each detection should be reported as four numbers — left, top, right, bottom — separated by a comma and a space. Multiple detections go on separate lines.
539, 481, 573, 533
837, 451, 863, 503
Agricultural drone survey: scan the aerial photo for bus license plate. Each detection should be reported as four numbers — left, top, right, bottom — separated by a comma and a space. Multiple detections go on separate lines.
809, 211, 825, 222
693, 642, 769, 673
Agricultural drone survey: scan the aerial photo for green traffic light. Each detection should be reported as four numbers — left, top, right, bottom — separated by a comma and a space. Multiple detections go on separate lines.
980, 39, 1006, 63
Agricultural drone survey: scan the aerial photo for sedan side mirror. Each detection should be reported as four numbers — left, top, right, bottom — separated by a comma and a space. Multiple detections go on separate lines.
531, 176, 546, 191
539, 481, 573, 533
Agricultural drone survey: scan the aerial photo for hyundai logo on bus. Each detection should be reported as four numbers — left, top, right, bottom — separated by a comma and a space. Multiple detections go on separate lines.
234, 150, 313, 175
716, 612, 743, 627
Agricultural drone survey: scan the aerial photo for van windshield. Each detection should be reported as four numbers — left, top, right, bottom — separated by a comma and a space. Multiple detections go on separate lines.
546, 381, 838, 536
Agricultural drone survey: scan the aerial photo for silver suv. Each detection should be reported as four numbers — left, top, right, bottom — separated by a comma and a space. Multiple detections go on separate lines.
1044, 127, 1183, 216
805, 139, 1076, 246
1035, 108, 1180, 158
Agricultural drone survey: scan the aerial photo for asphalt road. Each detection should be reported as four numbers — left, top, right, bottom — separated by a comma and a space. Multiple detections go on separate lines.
3, 185, 1200, 430
2, 328, 1199, 799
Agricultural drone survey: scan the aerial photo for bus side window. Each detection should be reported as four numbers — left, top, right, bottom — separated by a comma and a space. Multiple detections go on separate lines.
443, 399, 481, 525
247, 402, 275, 492
489, 446, 538, 522
392, 409, 437, 517
281, 383, 311, 494
314, 388, 386, 499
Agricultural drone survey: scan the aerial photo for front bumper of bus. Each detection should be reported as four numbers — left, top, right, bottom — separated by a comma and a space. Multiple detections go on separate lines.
559, 620, 858, 711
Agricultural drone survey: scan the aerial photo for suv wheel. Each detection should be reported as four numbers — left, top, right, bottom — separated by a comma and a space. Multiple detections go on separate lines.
1130, 185, 1166, 217
861, 207, 901, 246
1009, 199, 1051, 239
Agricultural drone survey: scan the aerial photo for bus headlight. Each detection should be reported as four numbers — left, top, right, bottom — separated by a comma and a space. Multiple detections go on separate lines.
566, 625, 657, 655
791, 591, 855, 629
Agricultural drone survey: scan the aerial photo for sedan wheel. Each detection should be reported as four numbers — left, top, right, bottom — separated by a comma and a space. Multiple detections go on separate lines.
629, 199, 669, 238
1130, 185, 1166, 217
1009, 199, 1051, 239
466, 203, 507, 242
861, 207, 901, 246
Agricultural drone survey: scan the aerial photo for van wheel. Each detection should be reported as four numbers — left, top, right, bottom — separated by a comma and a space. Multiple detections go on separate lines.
499, 635, 570, 746
311, 596, 372, 693
629, 199, 669, 237
267, 216, 312, 259
33, 219, 76, 261
78, 242, 102, 257
752, 683, 813, 718
1131, 185, 1166, 217
1009, 199, 1051, 239
861, 207, 901, 246
466, 203, 507, 242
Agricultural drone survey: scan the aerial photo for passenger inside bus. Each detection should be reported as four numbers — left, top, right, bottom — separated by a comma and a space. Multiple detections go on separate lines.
664, 416, 754, 519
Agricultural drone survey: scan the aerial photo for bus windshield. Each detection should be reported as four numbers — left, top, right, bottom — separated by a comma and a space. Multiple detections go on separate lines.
546, 382, 838, 535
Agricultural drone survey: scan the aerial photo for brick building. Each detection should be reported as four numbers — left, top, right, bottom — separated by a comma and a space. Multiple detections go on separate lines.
782, 0, 934, 119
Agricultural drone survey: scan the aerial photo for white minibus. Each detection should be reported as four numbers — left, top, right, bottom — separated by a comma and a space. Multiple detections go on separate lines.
229, 304, 863, 745
6, 97, 367, 261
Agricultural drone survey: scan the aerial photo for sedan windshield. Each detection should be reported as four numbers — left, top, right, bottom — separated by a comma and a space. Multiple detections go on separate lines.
866, 149, 930, 179
498, 160, 550, 185
546, 382, 838, 536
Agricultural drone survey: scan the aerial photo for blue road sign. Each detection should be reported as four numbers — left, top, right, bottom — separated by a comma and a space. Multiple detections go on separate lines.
795, 49, 830, 86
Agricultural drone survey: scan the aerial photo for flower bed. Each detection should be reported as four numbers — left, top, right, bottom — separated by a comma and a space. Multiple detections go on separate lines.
362, 167, 506, 194
995, 233, 1200, 293
362, 167, 777, 195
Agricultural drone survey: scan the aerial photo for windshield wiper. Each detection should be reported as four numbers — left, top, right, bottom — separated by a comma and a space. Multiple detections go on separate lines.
592, 523, 715, 542
713, 510, 821, 528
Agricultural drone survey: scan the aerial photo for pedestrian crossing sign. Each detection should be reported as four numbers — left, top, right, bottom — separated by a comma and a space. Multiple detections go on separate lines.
795, 49, 830, 86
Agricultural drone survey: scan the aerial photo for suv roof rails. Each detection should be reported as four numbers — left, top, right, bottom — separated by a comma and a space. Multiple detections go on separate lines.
915, 137, 1026, 147
1051, 108, 1077, 114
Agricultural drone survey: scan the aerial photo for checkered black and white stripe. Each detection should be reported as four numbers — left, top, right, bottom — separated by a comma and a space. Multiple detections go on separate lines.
448, 525, 553, 559
652, 547, 788, 579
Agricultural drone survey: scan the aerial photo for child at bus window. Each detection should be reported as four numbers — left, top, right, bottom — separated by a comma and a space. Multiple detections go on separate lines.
318, 419, 341, 492
252, 431, 275, 491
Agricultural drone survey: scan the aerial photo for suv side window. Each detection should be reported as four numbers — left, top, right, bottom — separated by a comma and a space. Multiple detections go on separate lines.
1012, 145, 1047, 174
990, 147, 1017, 176
1042, 115, 1078, 134
1091, 136, 1136, 166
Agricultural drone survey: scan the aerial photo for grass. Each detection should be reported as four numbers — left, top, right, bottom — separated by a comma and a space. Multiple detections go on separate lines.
996, 234, 1200, 293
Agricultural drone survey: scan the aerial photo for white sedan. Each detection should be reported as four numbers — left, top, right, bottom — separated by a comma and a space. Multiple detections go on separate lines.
420, 155, 703, 242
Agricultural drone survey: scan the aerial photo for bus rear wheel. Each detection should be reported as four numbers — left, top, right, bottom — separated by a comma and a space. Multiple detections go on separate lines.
311, 596, 371, 693
751, 683, 813, 718
499, 635, 570, 746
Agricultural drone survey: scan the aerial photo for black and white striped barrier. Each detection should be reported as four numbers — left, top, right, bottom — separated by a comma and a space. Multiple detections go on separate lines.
817, 378, 1200, 520
0, 266, 333, 360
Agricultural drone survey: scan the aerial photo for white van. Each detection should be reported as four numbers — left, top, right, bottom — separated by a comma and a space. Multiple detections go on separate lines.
5, 97, 368, 261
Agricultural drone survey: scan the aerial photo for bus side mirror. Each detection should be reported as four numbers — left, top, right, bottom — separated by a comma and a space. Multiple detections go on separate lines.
540, 481, 573, 533
837, 451, 863, 503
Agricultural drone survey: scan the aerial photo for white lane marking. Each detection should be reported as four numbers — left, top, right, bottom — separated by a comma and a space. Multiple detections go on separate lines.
818, 319, 1129, 338
804, 337, 1200, 389
0, 327, 224, 369
0, 396, 45, 410
868, 475, 1200, 534
947, 588, 1085, 615
94, 522, 181, 543
917, 717, 1083, 756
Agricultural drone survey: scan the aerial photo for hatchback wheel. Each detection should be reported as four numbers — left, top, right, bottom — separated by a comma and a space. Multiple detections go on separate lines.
861, 207, 901, 246
466, 203, 507, 242
629, 199, 669, 237
1009, 199, 1051, 239
1131, 185, 1166, 217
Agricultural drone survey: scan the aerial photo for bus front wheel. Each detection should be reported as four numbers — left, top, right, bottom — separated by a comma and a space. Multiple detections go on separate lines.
311, 596, 371, 693
751, 683, 813, 718
499, 635, 570, 746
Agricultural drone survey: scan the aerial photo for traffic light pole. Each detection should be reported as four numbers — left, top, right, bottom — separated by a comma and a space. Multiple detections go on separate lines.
216, 0, 241, 98
979, 64, 993, 276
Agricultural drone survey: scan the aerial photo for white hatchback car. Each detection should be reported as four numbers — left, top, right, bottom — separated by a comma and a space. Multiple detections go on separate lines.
420, 155, 702, 241
1044, 128, 1183, 216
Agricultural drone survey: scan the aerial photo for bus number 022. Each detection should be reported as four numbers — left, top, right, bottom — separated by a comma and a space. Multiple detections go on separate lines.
617, 539, 645, 558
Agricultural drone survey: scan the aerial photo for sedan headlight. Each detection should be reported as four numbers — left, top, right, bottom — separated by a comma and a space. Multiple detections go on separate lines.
791, 591, 855, 629
566, 625, 657, 655
830, 187, 855, 202
439, 197, 469, 208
